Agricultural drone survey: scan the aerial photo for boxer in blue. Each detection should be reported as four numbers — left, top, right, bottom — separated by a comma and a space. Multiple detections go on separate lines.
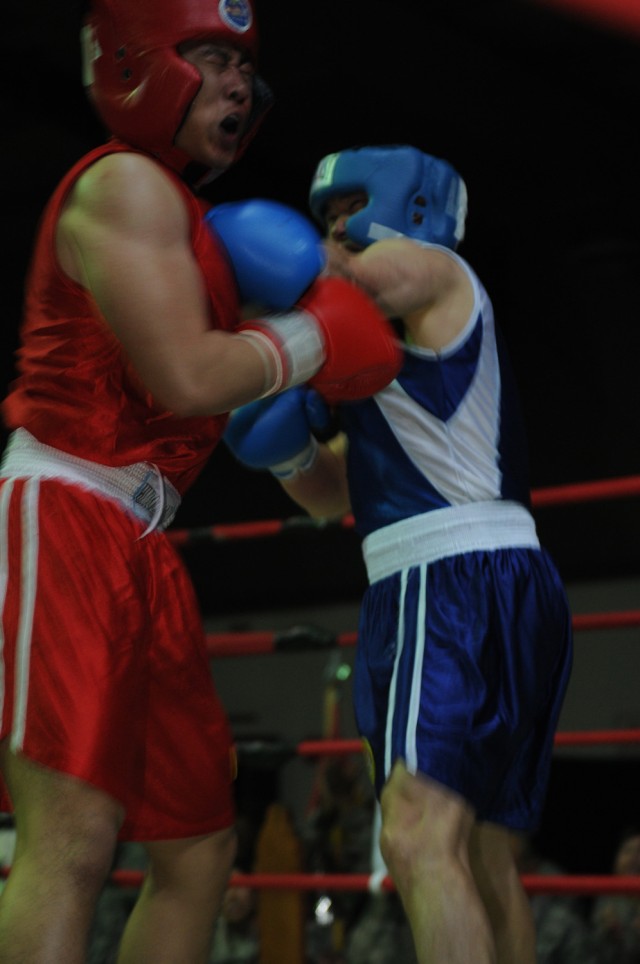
223, 145, 574, 963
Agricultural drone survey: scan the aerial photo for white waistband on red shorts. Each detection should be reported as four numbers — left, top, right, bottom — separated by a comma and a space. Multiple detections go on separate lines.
0, 428, 181, 537
362, 500, 540, 584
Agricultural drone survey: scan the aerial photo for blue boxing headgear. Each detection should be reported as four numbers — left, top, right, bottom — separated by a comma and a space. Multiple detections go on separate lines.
309, 145, 467, 250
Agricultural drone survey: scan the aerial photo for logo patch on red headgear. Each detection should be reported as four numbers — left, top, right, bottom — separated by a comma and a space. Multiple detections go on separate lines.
218, 0, 252, 33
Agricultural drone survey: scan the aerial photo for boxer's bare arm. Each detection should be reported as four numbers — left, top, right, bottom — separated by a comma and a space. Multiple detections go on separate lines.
324, 236, 475, 351
57, 151, 269, 416
280, 434, 351, 520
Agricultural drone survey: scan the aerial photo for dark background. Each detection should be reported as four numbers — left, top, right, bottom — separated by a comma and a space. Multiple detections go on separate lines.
3, 0, 640, 877
3, 0, 640, 602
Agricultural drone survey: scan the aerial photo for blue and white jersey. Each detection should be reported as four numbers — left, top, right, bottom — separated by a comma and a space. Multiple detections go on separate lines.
340, 248, 532, 538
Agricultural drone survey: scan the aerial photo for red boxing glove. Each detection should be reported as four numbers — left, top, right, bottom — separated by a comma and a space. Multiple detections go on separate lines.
237, 277, 402, 402
301, 277, 402, 403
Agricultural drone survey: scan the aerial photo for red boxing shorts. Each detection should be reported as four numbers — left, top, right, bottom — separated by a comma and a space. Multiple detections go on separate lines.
0, 476, 235, 841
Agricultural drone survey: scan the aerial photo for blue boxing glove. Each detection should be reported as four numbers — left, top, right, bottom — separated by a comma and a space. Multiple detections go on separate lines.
205, 199, 326, 310
224, 386, 332, 479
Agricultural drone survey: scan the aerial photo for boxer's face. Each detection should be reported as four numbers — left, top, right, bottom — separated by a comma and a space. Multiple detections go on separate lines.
175, 40, 254, 171
325, 192, 368, 252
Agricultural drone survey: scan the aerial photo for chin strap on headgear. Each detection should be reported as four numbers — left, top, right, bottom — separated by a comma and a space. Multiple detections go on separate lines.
309, 145, 468, 250
81, 0, 273, 180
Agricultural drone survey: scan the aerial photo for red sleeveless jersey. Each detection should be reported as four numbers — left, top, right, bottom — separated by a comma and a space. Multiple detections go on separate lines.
3, 140, 239, 495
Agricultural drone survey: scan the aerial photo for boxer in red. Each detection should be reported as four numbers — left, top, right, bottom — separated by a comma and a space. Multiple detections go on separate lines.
0, 2, 401, 960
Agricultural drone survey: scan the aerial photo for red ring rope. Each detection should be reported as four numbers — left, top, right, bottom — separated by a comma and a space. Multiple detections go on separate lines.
168, 473, 640, 547
3, 865, 638, 897
295, 730, 640, 757
204, 610, 640, 658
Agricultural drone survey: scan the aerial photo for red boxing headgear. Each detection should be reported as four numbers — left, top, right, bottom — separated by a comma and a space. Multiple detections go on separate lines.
82, 0, 270, 176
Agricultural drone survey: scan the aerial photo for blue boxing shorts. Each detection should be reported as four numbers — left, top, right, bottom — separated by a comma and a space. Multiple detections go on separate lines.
354, 502, 573, 832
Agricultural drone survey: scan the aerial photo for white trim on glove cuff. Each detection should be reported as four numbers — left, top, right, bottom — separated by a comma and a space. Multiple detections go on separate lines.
237, 310, 325, 397
269, 436, 319, 479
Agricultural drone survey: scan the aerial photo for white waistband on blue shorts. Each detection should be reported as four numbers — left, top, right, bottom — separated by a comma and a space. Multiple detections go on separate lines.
362, 501, 540, 584
0, 428, 181, 536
